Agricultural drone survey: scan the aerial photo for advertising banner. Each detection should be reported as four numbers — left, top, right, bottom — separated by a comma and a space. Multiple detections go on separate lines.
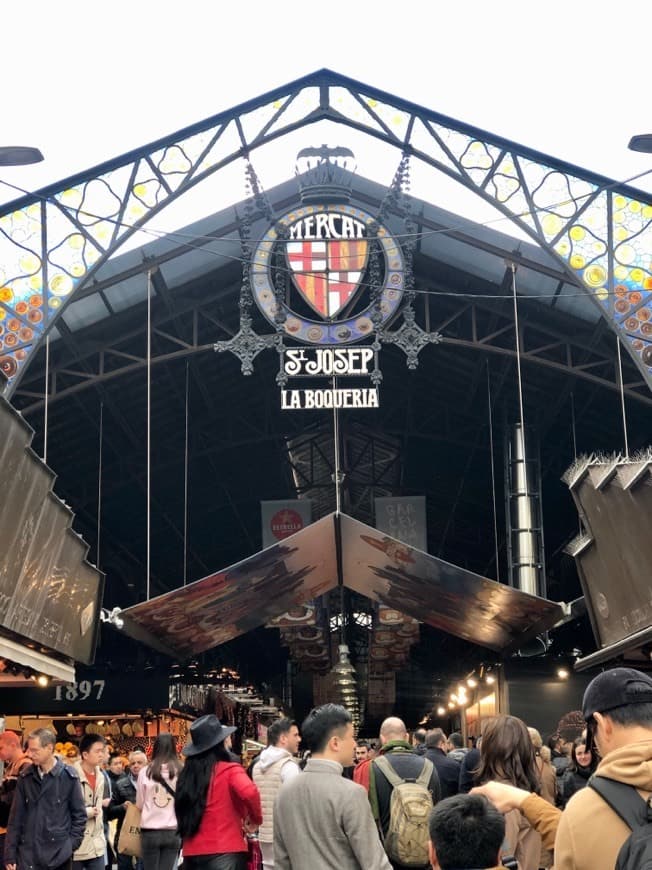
375, 496, 427, 551
261, 500, 312, 549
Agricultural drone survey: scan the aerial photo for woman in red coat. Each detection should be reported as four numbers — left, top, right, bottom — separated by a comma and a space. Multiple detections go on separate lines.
175, 715, 262, 870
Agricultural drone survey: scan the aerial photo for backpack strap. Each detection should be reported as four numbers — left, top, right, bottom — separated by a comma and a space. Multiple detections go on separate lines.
589, 775, 649, 831
374, 754, 405, 788
415, 758, 434, 788
374, 755, 433, 789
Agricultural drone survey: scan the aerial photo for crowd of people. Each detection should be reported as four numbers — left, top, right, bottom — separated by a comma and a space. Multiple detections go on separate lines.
0, 665, 651, 869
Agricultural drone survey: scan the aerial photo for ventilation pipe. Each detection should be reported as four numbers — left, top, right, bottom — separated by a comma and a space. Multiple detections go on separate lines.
504, 423, 546, 597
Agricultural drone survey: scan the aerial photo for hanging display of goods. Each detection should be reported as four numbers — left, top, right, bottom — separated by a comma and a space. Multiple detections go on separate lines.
296, 627, 321, 642
396, 624, 419, 638
389, 640, 411, 652
66, 723, 76, 736
373, 629, 395, 646
122, 723, 133, 736
378, 608, 403, 624
132, 719, 145, 735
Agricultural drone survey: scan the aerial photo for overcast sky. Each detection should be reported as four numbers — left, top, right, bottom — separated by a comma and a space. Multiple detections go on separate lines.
2, 0, 651, 211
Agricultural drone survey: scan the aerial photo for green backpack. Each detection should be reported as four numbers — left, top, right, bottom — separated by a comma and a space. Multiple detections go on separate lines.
374, 755, 434, 867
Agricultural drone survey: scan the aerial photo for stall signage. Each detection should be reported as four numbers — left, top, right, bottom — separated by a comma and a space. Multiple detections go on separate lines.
283, 347, 374, 377
281, 387, 378, 410
0, 670, 169, 715
280, 347, 378, 410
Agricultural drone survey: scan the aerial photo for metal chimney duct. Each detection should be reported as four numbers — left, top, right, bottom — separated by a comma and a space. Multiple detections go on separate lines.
504, 423, 546, 597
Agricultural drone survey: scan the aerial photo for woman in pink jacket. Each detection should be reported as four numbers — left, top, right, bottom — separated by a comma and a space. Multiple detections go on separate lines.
136, 734, 182, 870
174, 715, 262, 870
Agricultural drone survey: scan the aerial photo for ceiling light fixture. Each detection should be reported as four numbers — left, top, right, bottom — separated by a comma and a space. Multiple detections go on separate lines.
628, 134, 652, 153
0, 146, 44, 166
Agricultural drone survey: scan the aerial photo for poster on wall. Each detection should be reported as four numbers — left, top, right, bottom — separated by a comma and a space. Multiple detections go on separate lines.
261, 500, 312, 549
375, 496, 426, 551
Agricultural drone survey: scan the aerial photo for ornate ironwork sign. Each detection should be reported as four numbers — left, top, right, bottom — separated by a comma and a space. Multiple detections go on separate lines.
214, 145, 443, 395
280, 346, 378, 409
251, 174, 405, 345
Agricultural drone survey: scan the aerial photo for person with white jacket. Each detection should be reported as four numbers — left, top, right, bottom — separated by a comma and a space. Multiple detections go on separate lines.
252, 718, 301, 869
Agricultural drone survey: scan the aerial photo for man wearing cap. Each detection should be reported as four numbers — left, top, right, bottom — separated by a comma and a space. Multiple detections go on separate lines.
0, 731, 30, 860
554, 666, 652, 868
471, 667, 652, 869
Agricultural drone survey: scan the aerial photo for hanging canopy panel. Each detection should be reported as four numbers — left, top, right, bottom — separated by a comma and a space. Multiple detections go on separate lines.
0, 391, 104, 666
339, 514, 565, 652
119, 512, 565, 659
564, 453, 652, 670
119, 514, 339, 658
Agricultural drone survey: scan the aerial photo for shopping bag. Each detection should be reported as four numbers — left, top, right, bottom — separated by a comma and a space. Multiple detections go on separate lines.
117, 801, 142, 858
246, 835, 263, 870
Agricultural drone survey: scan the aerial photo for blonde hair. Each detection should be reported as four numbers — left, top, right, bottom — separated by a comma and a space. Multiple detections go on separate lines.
527, 726, 543, 750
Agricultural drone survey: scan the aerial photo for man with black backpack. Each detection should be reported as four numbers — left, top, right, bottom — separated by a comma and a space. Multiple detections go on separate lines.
369, 717, 441, 869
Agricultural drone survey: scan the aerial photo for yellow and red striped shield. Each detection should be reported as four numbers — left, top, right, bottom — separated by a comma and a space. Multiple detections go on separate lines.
286, 237, 369, 318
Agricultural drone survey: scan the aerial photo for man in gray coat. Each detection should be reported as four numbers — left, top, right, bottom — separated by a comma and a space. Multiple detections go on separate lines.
274, 704, 391, 870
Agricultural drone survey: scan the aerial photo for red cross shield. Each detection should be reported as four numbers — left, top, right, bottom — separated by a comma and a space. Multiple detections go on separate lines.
286, 238, 369, 319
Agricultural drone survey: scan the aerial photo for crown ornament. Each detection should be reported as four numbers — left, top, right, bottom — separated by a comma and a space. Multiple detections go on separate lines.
295, 145, 356, 204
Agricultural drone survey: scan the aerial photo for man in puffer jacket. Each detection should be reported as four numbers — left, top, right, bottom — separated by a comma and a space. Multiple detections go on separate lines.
253, 717, 301, 869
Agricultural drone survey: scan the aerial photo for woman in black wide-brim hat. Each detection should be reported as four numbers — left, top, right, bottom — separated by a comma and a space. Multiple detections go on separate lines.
174, 714, 262, 870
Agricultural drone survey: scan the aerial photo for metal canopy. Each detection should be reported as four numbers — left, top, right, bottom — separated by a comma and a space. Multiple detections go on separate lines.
119, 512, 564, 661
1, 72, 650, 686
1, 69, 651, 394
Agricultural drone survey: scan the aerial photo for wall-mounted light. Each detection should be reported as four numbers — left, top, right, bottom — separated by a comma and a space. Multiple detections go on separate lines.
486, 674, 496, 685
100, 607, 124, 630
467, 677, 477, 688
447, 701, 455, 709
437, 706, 446, 716
35, 674, 50, 688
557, 667, 569, 679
